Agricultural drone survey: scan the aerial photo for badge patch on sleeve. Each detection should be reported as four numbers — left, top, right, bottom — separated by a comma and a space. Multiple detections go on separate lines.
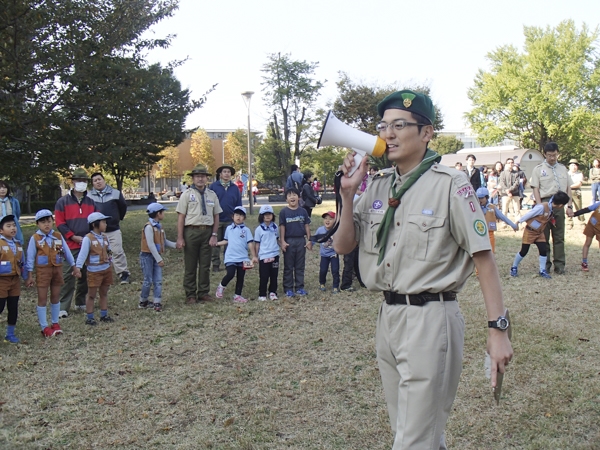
473, 219, 487, 236
456, 185, 475, 198
469, 202, 476, 212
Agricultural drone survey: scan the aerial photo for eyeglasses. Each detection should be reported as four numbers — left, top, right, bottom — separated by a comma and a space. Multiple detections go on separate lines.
375, 119, 429, 133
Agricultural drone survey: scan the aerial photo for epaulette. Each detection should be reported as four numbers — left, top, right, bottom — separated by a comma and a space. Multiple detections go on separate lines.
431, 164, 471, 187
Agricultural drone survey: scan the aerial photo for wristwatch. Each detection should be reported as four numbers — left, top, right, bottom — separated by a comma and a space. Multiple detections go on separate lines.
211, 232, 217, 237
488, 315, 509, 331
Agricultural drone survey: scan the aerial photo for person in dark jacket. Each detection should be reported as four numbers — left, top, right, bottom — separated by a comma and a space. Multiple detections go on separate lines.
0, 180, 23, 244
89, 172, 130, 284
209, 165, 242, 272
54, 168, 97, 317
463, 154, 482, 191
301, 172, 320, 218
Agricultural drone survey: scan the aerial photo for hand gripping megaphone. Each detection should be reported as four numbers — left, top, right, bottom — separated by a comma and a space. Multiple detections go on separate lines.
317, 111, 387, 176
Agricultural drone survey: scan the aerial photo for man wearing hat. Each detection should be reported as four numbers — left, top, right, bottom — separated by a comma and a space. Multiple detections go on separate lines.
176, 164, 222, 304
332, 90, 513, 449
54, 167, 97, 317
530, 142, 574, 274
568, 158, 585, 227
209, 164, 242, 272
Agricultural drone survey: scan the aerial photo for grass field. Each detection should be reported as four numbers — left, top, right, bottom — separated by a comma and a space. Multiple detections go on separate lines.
1, 198, 599, 449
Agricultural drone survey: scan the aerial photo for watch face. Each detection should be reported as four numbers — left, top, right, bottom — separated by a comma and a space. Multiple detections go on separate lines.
498, 317, 509, 330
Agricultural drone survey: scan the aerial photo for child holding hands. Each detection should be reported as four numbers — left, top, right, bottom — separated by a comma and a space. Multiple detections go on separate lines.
313, 211, 340, 293
215, 206, 258, 303
254, 205, 280, 301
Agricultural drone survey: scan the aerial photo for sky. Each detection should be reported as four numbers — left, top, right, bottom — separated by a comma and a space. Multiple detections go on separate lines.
143, 0, 600, 135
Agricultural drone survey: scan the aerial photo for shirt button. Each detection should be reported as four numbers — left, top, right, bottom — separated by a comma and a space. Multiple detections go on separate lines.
396, 222, 400, 226
386, 263, 390, 267
422, 222, 426, 227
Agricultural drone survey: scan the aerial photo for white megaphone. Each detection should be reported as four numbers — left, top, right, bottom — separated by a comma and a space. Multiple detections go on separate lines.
317, 111, 387, 176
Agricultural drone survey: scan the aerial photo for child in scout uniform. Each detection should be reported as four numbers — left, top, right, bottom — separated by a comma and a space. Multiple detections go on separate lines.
476, 187, 518, 252
279, 188, 312, 297
254, 205, 280, 301
215, 206, 258, 303
0, 215, 26, 343
139, 203, 176, 311
24, 210, 80, 337
510, 191, 569, 278
572, 200, 600, 271
313, 211, 340, 293
74, 212, 114, 325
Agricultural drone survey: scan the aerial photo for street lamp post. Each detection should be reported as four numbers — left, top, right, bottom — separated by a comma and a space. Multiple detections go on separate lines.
241, 91, 254, 214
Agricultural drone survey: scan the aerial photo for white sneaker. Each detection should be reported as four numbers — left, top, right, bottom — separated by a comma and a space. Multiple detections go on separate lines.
269, 292, 278, 301
215, 284, 224, 299
257, 296, 267, 301
59, 310, 68, 319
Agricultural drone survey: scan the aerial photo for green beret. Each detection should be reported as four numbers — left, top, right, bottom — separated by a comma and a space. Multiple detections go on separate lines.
71, 168, 89, 179
377, 90, 436, 124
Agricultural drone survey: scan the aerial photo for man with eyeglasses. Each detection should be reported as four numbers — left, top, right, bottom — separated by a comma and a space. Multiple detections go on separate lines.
332, 90, 513, 449
499, 158, 522, 222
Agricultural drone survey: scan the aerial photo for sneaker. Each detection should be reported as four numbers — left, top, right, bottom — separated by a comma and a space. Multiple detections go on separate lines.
59, 310, 68, 319
119, 272, 131, 284
296, 289, 308, 296
215, 284, 224, 299
340, 286, 355, 292
582, 262, 589, 272
257, 296, 268, 301
539, 270, 552, 279
285, 290, 294, 298
4, 334, 19, 344
51, 323, 63, 336
85, 318, 97, 326
332, 288, 339, 294
41, 327, 54, 338
269, 292, 278, 301
510, 267, 518, 277
100, 315, 114, 323
233, 295, 248, 303
138, 300, 150, 309
319, 284, 326, 292
153, 303, 162, 312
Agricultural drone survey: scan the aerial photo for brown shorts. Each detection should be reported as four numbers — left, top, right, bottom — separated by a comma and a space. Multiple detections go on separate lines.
87, 267, 113, 288
522, 226, 546, 245
0, 275, 21, 297
36, 266, 64, 288
583, 223, 600, 242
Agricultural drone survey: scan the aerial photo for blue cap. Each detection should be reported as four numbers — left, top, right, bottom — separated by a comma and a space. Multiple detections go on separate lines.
233, 206, 247, 215
35, 209, 53, 221
146, 202, 167, 214
476, 187, 490, 198
87, 212, 111, 224
259, 205, 274, 214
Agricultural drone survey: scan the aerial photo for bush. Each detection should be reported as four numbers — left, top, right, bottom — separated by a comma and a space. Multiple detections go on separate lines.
27, 201, 58, 213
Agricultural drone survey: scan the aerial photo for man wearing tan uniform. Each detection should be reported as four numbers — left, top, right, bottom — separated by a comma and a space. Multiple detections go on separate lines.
333, 90, 513, 450
176, 164, 222, 304
529, 142, 574, 274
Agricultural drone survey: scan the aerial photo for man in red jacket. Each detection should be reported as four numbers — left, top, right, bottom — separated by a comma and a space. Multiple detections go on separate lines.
54, 168, 96, 318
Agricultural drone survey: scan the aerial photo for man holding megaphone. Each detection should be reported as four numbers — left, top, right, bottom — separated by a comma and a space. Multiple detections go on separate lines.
330, 90, 513, 449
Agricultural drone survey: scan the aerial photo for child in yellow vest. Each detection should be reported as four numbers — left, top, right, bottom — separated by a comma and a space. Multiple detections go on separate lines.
476, 188, 518, 252
0, 215, 26, 343
140, 203, 176, 311
573, 200, 600, 271
74, 212, 114, 325
25, 210, 80, 337
510, 191, 569, 279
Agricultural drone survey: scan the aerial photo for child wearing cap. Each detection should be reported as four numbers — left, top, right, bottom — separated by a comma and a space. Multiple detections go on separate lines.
254, 205, 280, 301
25, 210, 80, 337
0, 215, 26, 343
74, 212, 114, 325
476, 187, 518, 253
313, 211, 340, 293
215, 206, 258, 303
510, 191, 570, 279
139, 203, 176, 311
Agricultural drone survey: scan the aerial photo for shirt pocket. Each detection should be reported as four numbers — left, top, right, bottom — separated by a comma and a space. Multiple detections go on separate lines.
360, 217, 382, 255
37, 255, 49, 266
89, 255, 100, 264
406, 214, 446, 261
0, 261, 12, 274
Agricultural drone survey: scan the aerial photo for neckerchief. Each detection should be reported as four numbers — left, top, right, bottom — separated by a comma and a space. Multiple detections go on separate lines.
220, 180, 231, 188
375, 149, 441, 265
190, 185, 208, 215
150, 218, 161, 230
233, 223, 245, 229
261, 222, 277, 231
0, 198, 6, 217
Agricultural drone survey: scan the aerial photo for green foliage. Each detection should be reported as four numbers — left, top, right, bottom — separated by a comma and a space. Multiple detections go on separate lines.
253, 128, 288, 185
190, 129, 216, 174
466, 20, 600, 160
299, 146, 345, 189
429, 135, 464, 155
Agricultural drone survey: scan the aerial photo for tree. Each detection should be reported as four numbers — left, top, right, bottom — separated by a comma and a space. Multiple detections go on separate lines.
253, 128, 287, 184
298, 146, 345, 191
224, 129, 248, 171
466, 20, 600, 159
261, 53, 325, 178
189, 128, 216, 174
429, 135, 464, 155
155, 146, 180, 192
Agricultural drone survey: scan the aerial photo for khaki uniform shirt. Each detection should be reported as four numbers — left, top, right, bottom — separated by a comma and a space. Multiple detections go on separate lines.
353, 164, 491, 294
530, 161, 571, 199
176, 187, 222, 226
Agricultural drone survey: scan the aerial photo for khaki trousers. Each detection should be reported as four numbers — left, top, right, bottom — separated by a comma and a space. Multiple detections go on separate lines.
105, 229, 129, 275
542, 199, 566, 272
501, 195, 521, 221
376, 300, 464, 450
210, 221, 230, 269
183, 227, 212, 299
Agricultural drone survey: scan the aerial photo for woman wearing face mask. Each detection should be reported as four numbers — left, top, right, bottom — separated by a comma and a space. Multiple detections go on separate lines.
53, 168, 97, 318
0, 181, 23, 244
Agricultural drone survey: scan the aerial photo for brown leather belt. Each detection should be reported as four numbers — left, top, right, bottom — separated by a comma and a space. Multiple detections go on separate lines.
383, 291, 456, 306
185, 225, 212, 229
